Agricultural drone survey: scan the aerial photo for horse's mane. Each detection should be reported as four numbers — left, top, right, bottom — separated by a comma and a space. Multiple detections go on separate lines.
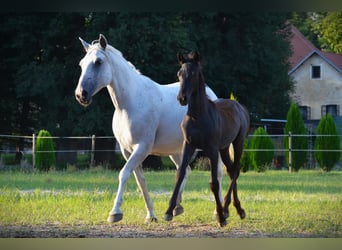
91, 39, 142, 75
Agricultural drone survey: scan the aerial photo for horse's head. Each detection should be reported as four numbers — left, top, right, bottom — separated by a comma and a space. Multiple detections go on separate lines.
75, 34, 113, 107
176, 51, 202, 106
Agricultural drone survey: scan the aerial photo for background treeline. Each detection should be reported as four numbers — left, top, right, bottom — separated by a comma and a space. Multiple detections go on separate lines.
0, 12, 339, 142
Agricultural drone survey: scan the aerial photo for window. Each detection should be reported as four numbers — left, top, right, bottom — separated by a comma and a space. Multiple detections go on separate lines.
311, 65, 321, 79
299, 106, 311, 120
321, 104, 339, 117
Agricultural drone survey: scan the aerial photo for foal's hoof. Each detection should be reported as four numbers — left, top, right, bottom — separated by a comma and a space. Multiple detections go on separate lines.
173, 205, 184, 216
107, 213, 123, 223
219, 219, 227, 227
145, 217, 158, 223
164, 213, 173, 221
239, 209, 246, 220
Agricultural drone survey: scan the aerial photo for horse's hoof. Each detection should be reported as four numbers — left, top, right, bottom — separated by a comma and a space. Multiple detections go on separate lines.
173, 205, 184, 216
145, 217, 158, 223
164, 213, 173, 221
107, 213, 123, 223
219, 219, 227, 227
239, 209, 246, 219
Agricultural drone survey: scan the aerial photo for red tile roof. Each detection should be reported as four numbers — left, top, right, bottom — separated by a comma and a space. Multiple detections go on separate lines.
321, 51, 342, 71
289, 24, 342, 74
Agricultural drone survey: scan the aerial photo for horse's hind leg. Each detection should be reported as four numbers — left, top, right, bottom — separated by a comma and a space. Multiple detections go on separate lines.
219, 146, 234, 219
230, 137, 246, 219
169, 154, 192, 216
133, 164, 157, 222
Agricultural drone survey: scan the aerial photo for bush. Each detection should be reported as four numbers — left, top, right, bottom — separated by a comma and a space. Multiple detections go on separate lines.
314, 114, 341, 172
35, 130, 56, 171
284, 103, 308, 171
240, 138, 251, 172
250, 127, 274, 172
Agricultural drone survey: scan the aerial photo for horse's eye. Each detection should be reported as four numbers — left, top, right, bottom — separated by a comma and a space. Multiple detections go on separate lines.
94, 58, 102, 66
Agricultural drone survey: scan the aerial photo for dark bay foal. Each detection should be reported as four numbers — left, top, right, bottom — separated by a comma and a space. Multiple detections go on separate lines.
164, 51, 250, 226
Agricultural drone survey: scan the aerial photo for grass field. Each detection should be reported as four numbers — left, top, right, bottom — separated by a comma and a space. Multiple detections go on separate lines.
0, 168, 341, 237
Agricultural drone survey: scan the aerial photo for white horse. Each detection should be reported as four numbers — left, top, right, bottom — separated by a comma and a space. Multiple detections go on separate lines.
75, 34, 224, 223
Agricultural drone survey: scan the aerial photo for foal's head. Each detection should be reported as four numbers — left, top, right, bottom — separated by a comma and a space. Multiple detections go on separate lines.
177, 51, 205, 106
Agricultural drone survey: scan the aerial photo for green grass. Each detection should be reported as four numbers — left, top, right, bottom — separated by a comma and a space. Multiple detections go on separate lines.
0, 168, 341, 237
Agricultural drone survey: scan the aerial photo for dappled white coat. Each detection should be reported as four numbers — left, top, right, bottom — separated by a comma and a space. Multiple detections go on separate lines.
75, 34, 224, 222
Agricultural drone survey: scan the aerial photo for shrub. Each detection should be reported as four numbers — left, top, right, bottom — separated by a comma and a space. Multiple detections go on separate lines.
193, 157, 210, 171
35, 130, 56, 171
250, 127, 274, 172
240, 138, 251, 172
284, 103, 308, 171
314, 114, 341, 172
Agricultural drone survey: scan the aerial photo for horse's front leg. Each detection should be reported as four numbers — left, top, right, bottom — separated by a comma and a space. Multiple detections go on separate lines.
107, 144, 150, 223
169, 154, 192, 216
207, 149, 227, 227
164, 142, 195, 221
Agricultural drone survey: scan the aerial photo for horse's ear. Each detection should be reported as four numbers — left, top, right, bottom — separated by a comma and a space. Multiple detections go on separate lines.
193, 51, 200, 62
79, 37, 90, 52
99, 34, 107, 50
177, 52, 185, 64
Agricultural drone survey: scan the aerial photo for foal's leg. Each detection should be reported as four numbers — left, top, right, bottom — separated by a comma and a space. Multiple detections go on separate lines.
207, 149, 227, 227
164, 143, 195, 221
219, 146, 234, 219
223, 138, 245, 220
169, 154, 192, 216
108, 143, 151, 223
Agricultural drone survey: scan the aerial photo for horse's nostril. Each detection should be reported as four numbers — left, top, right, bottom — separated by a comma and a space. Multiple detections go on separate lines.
82, 90, 88, 98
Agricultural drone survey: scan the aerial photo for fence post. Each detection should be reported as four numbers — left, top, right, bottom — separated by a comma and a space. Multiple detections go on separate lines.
288, 131, 292, 173
91, 134, 96, 167
32, 133, 36, 168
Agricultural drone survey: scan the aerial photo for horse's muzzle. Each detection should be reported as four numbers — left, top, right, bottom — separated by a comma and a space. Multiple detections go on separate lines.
177, 95, 187, 106
75, 89, 92, 107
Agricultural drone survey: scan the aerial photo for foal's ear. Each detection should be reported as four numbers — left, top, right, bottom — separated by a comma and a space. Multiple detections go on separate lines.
99, 34, 107, 50
79, 37, 90, 52
193, 51, 200, 62
177, 52, 185, 64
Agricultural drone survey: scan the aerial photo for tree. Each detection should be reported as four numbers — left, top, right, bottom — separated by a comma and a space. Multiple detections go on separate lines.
35, 130, 56, 171
291, 12, 342, 53
314, 114, 341, 172
250, 127, 274, 172
184, 13, 293, 120
311, 12, 342, 53
284, 103, 308, 172
0, 13, 294, 138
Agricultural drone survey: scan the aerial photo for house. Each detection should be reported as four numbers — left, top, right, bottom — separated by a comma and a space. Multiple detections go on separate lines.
288, 24, 342, 123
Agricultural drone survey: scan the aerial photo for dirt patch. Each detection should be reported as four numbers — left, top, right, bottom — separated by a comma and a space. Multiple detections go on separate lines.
0, 223, 313, 238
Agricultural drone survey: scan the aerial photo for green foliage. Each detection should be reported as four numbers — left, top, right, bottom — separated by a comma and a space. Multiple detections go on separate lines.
311, 12, 342, 53
314, 114, 341, 172
240, 138, 251, 172
250, 127, 274, 172
291, 12, 342, 53
284, 103, 308, 171
35, 130, 56, 171
192, 157, 210, 171
0, 13, 293, 136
